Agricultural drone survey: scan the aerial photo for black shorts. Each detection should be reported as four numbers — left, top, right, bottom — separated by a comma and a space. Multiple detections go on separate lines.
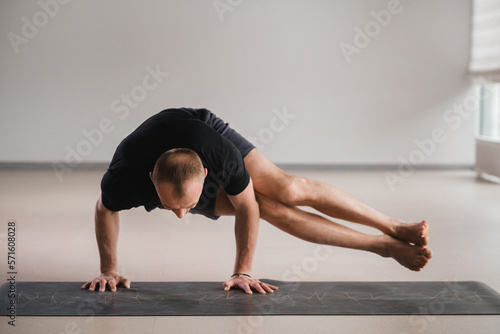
181, 108, 256, 158
180, 108, 255, 219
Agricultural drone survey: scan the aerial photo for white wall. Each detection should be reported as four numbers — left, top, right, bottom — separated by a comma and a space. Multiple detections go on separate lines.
0, 0, 475, 165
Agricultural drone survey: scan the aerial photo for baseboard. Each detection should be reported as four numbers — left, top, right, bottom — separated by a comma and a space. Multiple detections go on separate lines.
277, 163, 474, 171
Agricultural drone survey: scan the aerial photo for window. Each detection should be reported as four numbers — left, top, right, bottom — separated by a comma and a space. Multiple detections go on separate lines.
479, 84, 500, 140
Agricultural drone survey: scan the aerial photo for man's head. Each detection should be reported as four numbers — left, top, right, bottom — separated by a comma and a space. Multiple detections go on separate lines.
150, 148, 207, 218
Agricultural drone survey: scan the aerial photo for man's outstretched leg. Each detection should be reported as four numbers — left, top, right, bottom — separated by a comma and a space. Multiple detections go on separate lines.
254, 192, 432, 271
243, 149, 429, 247
214, 188, 432, 271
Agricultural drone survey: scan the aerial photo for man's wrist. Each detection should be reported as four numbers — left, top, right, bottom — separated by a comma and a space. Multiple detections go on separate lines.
100, 266, 119, 274
231, 273, 251, 278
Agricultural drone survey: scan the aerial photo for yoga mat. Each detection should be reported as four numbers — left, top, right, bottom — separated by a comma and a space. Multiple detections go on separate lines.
2, 280, 500, 316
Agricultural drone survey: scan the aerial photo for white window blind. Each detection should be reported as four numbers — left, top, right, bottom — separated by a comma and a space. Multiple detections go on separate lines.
469, 0, 500, 82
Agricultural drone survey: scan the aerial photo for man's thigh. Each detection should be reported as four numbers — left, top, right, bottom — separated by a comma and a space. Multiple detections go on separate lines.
243, 149, 291, 200
214, 149, 292, 216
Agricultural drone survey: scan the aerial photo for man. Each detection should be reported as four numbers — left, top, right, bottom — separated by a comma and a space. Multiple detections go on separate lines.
82, 108, 432, 294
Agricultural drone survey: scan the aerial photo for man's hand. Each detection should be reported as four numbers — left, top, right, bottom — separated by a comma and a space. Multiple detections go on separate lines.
81, 272, 131, 292
223, 276, 278, 294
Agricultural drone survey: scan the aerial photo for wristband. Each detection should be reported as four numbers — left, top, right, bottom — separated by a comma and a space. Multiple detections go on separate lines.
231, 273, 251, 278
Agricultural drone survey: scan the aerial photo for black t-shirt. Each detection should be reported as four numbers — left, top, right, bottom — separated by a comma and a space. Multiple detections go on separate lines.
100, 109, 250, 214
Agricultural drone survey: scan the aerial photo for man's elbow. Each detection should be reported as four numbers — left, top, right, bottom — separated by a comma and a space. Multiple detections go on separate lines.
235, 199, 260, 220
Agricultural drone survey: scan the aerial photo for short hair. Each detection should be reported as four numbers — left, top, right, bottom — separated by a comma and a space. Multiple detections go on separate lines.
151, 148, 204, 197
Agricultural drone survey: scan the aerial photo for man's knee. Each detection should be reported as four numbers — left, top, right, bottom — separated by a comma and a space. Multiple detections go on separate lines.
277, 174, 309, 206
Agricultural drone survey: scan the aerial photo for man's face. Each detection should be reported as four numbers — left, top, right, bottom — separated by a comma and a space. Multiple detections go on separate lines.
153, 179, 204, 218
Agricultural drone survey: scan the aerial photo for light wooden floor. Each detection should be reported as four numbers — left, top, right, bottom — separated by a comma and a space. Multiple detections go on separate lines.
0, 167, 499, 333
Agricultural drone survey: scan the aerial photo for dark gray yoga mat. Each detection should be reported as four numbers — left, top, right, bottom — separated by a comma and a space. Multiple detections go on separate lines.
2, 280, 500, 316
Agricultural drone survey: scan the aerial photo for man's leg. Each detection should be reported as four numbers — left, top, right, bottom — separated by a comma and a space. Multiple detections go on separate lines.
214, 189, 432, 271
243, 149, 429, 246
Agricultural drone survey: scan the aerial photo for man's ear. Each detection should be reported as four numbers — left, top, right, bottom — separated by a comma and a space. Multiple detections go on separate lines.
149, 171, 154, 182
204, 168, 208, 178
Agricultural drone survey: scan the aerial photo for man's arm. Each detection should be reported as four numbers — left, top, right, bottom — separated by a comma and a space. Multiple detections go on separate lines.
223, 179, 278, 294
81, 195, 130, 292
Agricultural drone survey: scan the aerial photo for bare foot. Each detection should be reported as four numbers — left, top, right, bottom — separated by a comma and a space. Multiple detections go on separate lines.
392, 220, 429, 247
379, 235, 432, 271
